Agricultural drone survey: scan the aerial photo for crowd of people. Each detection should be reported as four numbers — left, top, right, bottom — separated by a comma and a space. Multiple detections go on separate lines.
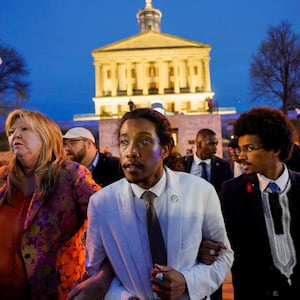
0, 106, 299, 299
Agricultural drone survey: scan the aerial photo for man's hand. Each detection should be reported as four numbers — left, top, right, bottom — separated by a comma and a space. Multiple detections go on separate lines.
151, 264, 187, 300
67, 274, 106, 300
197, 240, 227, 265
67, 259, 114, 300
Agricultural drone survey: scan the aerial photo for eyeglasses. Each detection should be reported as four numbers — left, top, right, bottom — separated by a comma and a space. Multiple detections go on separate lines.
63, 138, 87, 147
235, 145, 264, 155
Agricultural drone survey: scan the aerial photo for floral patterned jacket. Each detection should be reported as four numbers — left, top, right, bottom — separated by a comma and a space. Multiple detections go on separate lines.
0, 160, 100, 299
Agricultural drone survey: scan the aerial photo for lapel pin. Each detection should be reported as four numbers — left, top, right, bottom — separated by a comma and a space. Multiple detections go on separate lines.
171, 195, 178, 202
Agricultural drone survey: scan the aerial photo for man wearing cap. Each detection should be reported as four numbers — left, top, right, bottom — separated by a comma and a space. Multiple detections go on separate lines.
63, 127, 123, 187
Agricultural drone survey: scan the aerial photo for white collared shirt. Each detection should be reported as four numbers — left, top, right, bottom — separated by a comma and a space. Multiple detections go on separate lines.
88, 152, 99, 172
233, 161, 244, 177
190, 154, 211, 181
257, 165, 296, 282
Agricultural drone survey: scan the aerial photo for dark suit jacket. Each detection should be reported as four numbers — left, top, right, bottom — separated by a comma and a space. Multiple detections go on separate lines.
183, 155, 233, 194
220, 172, 300, 300
91, 152, 124, 187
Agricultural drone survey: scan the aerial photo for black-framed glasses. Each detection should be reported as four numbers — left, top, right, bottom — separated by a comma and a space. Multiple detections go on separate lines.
235, 145, 264, 155
63, 138, 87, 147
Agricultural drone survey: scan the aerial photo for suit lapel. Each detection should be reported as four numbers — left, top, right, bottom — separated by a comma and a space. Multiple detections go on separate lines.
23, 190, 44, 230
287, 172, 300, 244
0, 174, 8, 206
183, 155, 193, 173
244, 175, 265, 223
210, 158, 217, 184
165, 168, 182, 268
243, 175, 273, 255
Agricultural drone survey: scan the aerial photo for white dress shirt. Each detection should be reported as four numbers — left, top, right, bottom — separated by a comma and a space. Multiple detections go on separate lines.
190, 154, 211, 181
233, 161, 244, 177
257, 165, 296, 284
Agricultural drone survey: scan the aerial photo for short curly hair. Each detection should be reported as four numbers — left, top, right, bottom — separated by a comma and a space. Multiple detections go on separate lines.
118, 108, 174, 149
233, 107, 294, 161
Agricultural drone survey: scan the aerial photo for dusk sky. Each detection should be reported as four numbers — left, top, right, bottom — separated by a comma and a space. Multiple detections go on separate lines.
1, 0, 299, 121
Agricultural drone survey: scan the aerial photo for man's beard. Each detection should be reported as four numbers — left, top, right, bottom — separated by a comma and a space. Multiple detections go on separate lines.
73, 146, 87, 164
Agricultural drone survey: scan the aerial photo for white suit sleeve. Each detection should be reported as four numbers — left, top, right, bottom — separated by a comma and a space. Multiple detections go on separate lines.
85, 192, 107, 276
181, 187, 234, 300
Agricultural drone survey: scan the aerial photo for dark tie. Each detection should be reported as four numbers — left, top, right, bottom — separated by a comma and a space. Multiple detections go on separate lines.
200, 162, 208, 181
268, 182, 283, 235
142, 191, 167, 265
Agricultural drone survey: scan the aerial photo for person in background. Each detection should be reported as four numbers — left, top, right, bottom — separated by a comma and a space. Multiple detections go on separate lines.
183, 128, 233, 195
185, 147, 193, 156
284, 143, 300, 172
164, 150, 185, 171
0, 109, 105, 299
101, 146, 113, 158
68, 108, 233, 300
227, 136, 244, 177
63, 127, 123, 187
220, 107, 300, 299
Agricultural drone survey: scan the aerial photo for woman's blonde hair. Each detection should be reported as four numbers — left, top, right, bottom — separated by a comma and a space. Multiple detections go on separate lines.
5, 109, 65, 203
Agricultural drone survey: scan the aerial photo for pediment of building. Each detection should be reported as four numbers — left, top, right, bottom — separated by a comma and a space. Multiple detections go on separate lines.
92, 31, 210, 53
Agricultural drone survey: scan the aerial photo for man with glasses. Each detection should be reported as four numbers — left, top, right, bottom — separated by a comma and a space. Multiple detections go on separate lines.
220, 107, 300, 299
63, 127, 123, 187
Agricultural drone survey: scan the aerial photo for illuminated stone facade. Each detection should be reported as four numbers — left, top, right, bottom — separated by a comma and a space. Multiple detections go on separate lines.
91, 0, 225, 156
92, 1, 214, 119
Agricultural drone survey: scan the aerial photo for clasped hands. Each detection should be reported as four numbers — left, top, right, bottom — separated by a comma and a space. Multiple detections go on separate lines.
67, 240, 225, 300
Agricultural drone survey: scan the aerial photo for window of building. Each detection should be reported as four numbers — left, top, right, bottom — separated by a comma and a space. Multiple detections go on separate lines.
169, 67, 174, 76
194, 66, 198, 75
131, 68, 136, 78
149, 66, 156, 77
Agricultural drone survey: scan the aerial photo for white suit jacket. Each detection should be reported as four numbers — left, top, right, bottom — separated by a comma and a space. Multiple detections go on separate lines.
86, 167, 233, 300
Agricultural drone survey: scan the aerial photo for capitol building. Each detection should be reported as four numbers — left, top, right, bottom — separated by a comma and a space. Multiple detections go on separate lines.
78, 0, 236, 156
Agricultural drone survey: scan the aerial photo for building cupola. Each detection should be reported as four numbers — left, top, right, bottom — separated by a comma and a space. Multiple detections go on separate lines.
136, 0, 162, 33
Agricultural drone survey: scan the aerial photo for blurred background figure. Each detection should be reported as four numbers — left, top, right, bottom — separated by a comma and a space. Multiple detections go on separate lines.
101, 146, 113, 158
284, 143, 300, 173
0, 109, 100, 299
185, 147, 193, 156
228, 136, 244, 177
164, 150, 185, 171
63, 127, 123, 187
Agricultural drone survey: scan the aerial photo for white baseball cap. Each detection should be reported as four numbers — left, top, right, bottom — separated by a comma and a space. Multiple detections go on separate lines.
62, 127, 95, 143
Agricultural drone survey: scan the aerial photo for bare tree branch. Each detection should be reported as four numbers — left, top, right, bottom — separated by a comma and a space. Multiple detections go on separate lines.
249, 21, 300, 114
0, 41, 30, 118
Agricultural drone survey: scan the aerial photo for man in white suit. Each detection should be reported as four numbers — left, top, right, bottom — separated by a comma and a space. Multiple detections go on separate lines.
69, 108, 233, 300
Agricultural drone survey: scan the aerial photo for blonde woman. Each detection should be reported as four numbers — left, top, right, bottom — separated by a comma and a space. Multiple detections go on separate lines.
0, 109, 100, 299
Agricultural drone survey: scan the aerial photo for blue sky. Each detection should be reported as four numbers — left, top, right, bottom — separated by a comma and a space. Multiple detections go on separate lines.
1, 0, 299, 121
